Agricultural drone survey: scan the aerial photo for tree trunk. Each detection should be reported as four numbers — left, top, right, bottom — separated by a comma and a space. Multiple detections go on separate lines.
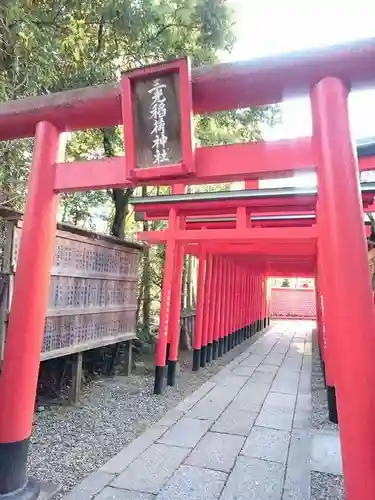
101, 128, 134, 239
111, 188, 134, 239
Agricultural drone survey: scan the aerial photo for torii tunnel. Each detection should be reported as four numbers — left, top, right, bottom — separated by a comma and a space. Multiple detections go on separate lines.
0, 38, 375, 500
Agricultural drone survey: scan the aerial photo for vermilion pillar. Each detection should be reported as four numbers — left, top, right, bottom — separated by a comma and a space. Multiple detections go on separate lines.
315, 267, 328, 388
167, 243, 185, 386
154, 208, 177, 394
214, 258, 224, 359
261, 275, 266, 329
245, 272, 250, 338
311, 77, 375, 500
239, 269, 244, 342
250, 272, 255, 332
214, 258, 223, 360
316, 238, 335, 397
200, 253, 213, 367
192, 250, 206, 371
316, 196, 338, 419
231, 264, 237, 347
254, 273, 259, 331
228, 261, 234, 346
0, 122, 62, 498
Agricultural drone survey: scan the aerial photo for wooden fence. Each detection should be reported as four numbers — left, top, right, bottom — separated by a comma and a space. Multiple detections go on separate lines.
0, 208, 141, 365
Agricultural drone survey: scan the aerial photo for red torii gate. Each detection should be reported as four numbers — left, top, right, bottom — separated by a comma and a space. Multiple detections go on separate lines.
0, 38, 374, 500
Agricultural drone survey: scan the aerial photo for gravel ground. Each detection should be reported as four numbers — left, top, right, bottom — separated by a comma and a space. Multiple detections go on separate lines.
29, 334, 261, 498
311, 472, 345, 499
310, 331, 344, 499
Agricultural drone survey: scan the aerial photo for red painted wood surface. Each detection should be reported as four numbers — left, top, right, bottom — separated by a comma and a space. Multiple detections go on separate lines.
1, 38, 375, 140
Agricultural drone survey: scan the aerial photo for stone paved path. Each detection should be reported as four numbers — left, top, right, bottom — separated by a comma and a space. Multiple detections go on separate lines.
64, 321, 343, 500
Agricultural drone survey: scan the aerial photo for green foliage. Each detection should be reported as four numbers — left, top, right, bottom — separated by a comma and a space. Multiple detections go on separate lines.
0, 0, 241, 217
0, 0, 280, 342
196, 107, 279, 146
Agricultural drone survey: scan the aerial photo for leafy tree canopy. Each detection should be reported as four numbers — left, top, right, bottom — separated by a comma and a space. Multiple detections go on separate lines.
0, 0, 278, 234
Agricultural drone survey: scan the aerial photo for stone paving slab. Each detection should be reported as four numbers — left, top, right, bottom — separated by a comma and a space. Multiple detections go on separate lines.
187, 385, 239, 420
96, 488, 155, 500
241, 426, 291, 464
256, 405, 294, 431
155, 465, 227, 500
230, 382, 270, 412
64, 471, 116, 500
185, 431, 245, 472
157, 417, 212, 448
111, 443, 190, 493
310, 432, 343, 475
211, 407, 258, 436
100, 425, 168, 475
64, 321, 346, 500
214, 373, 249, 389
283, 430, 311, 500
220, 456, 285, 500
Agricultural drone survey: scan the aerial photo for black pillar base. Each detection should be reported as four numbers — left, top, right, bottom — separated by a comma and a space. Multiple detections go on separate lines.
165, 344, 170, 365
167, 360, 177, 386
206, 343, 213, 363
218, 338, 224, 357
200, 346, 207, 368
229, 333, 234, 350
223, 335, 228, 354
192, 349, 201, 371
0, 478, 40, 500
212, 340, 219, 360
154, 365, 166, 394
327, 385, 338, 424
0, 440, 40, 499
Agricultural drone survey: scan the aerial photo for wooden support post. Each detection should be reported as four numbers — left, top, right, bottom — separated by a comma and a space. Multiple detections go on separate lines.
70, 352, 83, 405
124, 340, 133, 377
